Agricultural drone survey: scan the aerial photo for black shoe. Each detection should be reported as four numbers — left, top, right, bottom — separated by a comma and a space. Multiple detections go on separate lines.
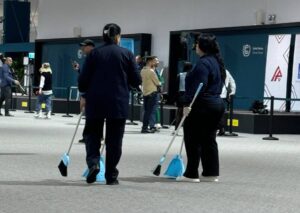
78, 138, 85, 143
86, 165, 100, 184
217, 129, 225, 136
150, 127, 159, 133
0, 113, 3, 116
106, 179, 119, 185
141, 129, 154, 133
5, 113, 14, 117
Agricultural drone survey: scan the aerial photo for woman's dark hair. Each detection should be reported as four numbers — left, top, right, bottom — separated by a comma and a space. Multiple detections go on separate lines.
196, 33, 226, 82
103, 23, 121, 44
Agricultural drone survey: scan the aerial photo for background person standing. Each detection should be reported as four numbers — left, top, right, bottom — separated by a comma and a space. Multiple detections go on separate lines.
0, 57, 20, 116
72, 39, 97, 143
140, 56, 161, 133
217, 69, 236, 136
34, 63, 53, 119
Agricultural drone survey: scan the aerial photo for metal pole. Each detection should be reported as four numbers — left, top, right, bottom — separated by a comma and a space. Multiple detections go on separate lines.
263, 96, 278, 140
126, 89, 138, 125
160, 94, 169, 129
225, 95, 238, 136
24, 84, 34, 113
62, 86, 73, 117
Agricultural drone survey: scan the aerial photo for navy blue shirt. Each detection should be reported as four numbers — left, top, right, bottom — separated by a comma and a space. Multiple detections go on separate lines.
185, 55, 223, 104
0, 64, 15, 87
78, 43, 141, 119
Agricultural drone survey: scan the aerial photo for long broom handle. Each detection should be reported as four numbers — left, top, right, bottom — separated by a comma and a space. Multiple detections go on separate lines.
100, 143, 105, 155
67, 111, 83, 154
160, 83, 203, 159
179, 137, 184, 156
18, 85, 26, 93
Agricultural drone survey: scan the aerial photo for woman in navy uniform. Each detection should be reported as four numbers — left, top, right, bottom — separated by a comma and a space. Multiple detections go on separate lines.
177, 33, 225, 183
78, 23, 141, 185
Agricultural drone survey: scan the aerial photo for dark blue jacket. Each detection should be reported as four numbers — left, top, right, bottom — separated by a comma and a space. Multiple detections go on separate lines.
185, 55, 223, 104
78, 43, 141, 119
0, 64, 15, 87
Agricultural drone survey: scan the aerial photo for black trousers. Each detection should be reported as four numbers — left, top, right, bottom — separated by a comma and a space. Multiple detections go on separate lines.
142, 92, 158, 130
217, 98, 229, 131
183, 100, 224, 178
82, 120, 104, 140
175, 107, 183, 130
84, 118, 125, 182
0, 86, 12, 114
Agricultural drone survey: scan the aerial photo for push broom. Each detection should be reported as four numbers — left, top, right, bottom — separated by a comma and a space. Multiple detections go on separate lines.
58, 111, 84, 177
153, 82, 203, 176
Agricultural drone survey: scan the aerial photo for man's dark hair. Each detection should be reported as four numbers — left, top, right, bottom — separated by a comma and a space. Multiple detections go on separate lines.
79, 39, 95, 47
145, 56, 156, 64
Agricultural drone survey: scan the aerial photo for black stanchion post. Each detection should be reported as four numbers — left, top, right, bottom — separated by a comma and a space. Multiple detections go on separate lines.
225, 95, 238, 136
10, 86, 16, 111
126, 89, 138, 125
263, 96, 278, 140
25, 85, 34, 113
62, 86, 73, 117
160, 94, 169, 129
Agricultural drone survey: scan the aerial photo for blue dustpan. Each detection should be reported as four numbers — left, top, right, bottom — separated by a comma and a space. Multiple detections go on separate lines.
164, 154, 185, 178
82, 156, 105, 182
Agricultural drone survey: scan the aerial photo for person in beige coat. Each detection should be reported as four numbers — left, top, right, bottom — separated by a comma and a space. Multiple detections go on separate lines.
140, 56, 161, 133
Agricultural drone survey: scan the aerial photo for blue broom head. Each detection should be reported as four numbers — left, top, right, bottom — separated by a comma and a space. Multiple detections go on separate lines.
82, 156, 105, 182
82, 168, 89, 177
96, 156, 105, 182
164, 154, 185, 178
62, 153, 70, 166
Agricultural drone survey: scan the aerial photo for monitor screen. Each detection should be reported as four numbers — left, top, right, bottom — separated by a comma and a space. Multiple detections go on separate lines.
120, 38, 134, 54
28, 52, 35, 59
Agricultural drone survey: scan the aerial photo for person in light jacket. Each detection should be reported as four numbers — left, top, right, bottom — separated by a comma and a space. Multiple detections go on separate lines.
217, 69, 236, 135
34, 62, 53, 119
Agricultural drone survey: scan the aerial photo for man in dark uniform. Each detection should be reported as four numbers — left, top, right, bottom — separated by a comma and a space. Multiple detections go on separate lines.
72, 39, 98, 143
0, 57, 20, 116
78, 23, 141, 185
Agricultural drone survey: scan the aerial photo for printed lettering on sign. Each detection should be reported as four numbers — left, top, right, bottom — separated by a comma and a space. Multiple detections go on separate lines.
271, 66, 283, 81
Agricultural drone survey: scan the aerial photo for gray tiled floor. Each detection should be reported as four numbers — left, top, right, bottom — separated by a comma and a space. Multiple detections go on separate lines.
0, 111, 300, 213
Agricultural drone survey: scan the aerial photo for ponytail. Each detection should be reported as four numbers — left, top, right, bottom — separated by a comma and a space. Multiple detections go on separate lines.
215, 52, 226, 83
103, 23, 121, 44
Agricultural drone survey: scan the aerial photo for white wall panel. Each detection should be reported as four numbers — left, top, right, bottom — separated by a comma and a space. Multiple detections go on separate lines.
37, 0, 300, 64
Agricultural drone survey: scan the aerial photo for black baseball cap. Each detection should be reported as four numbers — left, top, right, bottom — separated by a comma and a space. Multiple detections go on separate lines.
79, 39, 95, 47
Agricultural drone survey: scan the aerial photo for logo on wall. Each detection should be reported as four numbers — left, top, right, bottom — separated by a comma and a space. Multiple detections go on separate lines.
283, 47, 290, 64
275, 35, 285, 43
271, 66, 283, 81
77, 49, 83, 59
242, 44, 251, 57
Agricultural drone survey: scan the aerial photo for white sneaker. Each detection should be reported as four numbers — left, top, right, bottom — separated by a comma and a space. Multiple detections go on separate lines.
34, 111, 42, 119
46, 111, 51, 119
200, 176, 219, 182
155, 123, 162, 129
176, 176, 200, 183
